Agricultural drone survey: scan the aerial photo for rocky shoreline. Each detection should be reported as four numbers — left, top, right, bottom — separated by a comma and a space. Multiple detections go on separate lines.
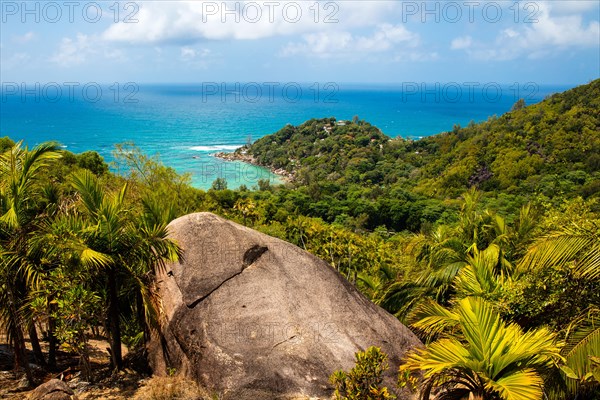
214, 150, 294, 182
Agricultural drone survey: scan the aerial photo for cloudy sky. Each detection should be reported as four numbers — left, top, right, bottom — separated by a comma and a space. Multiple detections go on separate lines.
1, 0, 599, 84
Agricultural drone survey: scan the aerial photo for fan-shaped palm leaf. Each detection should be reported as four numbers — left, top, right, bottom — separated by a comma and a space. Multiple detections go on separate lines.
400, 297, 562, 400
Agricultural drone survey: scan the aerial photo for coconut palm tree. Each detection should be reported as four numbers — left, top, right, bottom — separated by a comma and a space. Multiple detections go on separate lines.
70, 170, 181, 369
400, 297, 563, 400
0, 141, 60, 384
385, 192, 484, 313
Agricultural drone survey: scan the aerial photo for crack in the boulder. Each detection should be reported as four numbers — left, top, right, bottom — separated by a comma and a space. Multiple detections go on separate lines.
186, 245, 268, 309
243, 244, 268, 267
272, 335, 297, 349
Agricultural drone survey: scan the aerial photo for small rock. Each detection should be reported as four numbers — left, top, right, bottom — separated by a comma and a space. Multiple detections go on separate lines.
29, 379, 76, 400
68, 380, 90, 394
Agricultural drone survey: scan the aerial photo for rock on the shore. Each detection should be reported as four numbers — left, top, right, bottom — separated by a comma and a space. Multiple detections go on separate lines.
148, 212, 421, 399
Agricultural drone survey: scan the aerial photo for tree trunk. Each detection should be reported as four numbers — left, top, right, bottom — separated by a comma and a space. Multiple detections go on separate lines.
28, 324, 46, 366
47, 312, 57, 369
136, 291, 150, 344
108, 266, 122, 369
12, 334, 33, 385
469, 392, 485, 400
79, 332, 92, 382
7, 290, 34, 385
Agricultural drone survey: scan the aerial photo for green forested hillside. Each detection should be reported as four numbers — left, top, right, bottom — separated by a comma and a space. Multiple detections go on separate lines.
238, 79, 599, 230
411, 79, 599, 196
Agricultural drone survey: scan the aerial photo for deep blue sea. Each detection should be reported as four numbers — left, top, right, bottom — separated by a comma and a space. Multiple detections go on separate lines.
0, 82, 568, 189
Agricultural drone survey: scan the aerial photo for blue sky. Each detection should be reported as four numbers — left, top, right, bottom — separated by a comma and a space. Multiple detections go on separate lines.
1, 0, 599, 85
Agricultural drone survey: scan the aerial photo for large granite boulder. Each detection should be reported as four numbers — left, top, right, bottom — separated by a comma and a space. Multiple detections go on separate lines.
148, 212, 421, 399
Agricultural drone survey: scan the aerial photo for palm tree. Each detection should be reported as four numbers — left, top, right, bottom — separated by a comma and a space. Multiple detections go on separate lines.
124, 194, 183, 344
379, 223, 468, 321
453, 244, 511, 299
70, 170, 181, 369
517, 224, 600, 397
382, 192, 486, 318
27, 212, 112, 373
399, 297, 563, 400
0, 141, 60, 383
357, 264, 396, 301
0, 252, 33, 383
381, 194, 534, 320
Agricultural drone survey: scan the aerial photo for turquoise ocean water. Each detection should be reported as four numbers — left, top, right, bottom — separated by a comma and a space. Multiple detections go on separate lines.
0, 83, 567, 189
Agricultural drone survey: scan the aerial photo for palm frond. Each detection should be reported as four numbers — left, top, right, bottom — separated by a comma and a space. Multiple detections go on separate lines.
70, 170, 105, 216
486, 369, 543, 400
563, 309, 600, 385
401, 297, 562, 400
410, 299, 460, 339
379, 281, 428, 320
518, 227, 600, 279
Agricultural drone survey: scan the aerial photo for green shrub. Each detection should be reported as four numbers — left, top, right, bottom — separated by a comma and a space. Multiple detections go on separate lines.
330, 346, 395, 400
77, 150, 109, 175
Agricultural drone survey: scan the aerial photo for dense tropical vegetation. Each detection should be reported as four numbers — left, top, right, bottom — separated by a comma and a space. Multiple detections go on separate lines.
236, 78, 599, 231
0, 80, 598, 398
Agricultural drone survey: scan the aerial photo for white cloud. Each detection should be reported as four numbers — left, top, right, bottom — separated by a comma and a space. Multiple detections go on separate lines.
181, 46, 211, 60
281, 24, 418, 58
181, 46, 197, 60
453, 2, 599, 61
546, 1, 599, 15
521, 5, 599, 48
101, 1, 395, 44
393, 51, 439, 62
49, 33, 136, 67
104, 48, 126, 61
13, 32, 36, 43
502, 29, 519, 39
281, 31, 351, 57
450, 36, 472, 50
0, 53, 31, 70
178, 46, 213, 70
50, 34, 93, 67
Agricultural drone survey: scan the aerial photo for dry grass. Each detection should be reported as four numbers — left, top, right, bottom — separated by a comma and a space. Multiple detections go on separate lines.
132, 378, 329, 400
133, 376, 219, 400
